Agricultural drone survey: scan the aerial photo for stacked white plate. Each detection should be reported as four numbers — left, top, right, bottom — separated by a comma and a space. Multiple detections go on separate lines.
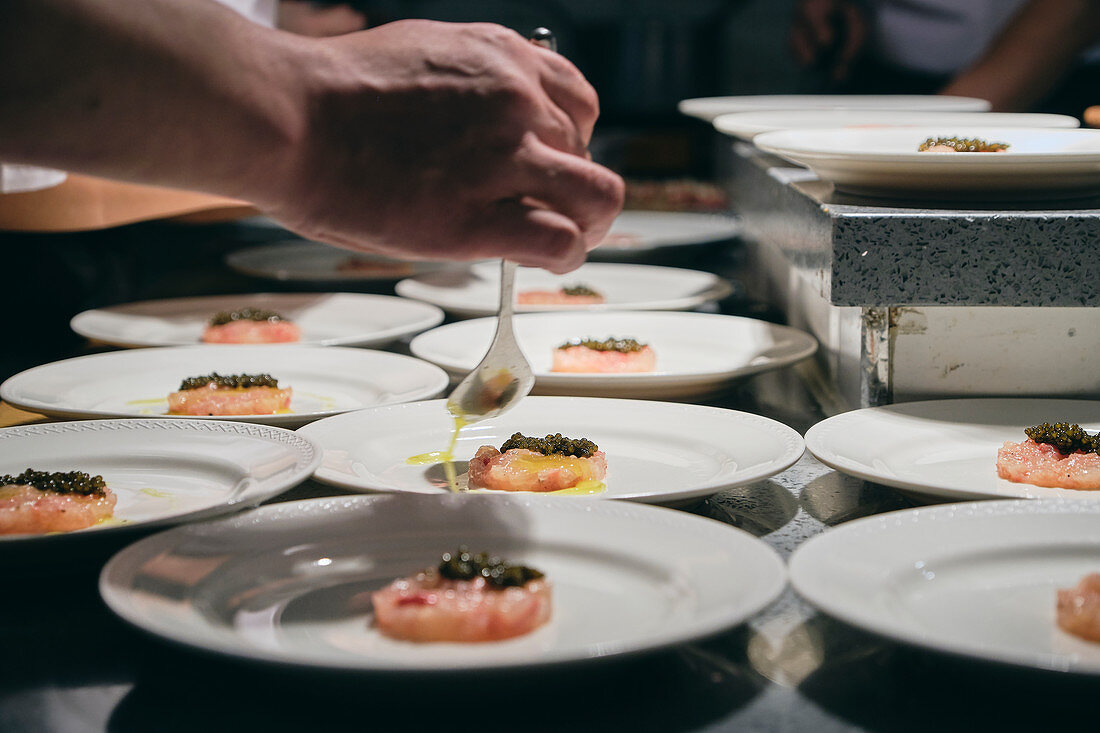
678, 94, 990, 123
754, 127, 1100, 198
714, 110, 1078, 141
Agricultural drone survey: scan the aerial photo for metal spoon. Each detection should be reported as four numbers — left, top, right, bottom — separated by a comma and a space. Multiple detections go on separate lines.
445, 259, 534, 423
444, 29, 558, 425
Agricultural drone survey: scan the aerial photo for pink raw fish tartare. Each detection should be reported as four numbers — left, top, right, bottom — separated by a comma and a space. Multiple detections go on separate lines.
0, 469, 116, 535
517, 284, 604, 306
552, 337, 655, 374
167, 373, 292, 416
202, 308, 300, 344
996, 422, 1100, 491
1057, 573, 1100, 643
468, 432, 606, 493
372, 549, 551, 642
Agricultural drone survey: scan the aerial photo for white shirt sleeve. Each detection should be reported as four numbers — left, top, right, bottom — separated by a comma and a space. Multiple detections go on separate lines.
870, 0, 1027, 74
0, 165, 67, 194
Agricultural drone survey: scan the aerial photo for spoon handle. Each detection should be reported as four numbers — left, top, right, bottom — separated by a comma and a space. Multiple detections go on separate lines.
485, 258, 524, 374
529, 27, 557, 53
498, 259, 517, 321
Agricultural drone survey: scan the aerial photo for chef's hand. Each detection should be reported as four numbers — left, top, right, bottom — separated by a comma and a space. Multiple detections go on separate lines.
789, 0, 867, 82
265, 20, 624, 273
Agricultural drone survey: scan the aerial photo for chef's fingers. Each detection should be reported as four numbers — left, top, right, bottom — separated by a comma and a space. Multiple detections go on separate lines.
509, 135, 623, 251
475, 201, 587, 274
531, 46, 599, 148
529, 94, 591, 159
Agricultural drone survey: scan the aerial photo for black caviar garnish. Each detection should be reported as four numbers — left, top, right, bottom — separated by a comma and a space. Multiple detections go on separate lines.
178, 373, 280, 391
0, 469, 107, 497
208, 308, 286, 326
1025, 422, 1099, 455
499, 432, 598, 458
438, 547, 544, 588
918, 137, 1009, 153
561, 284, 601, 297
557, 337, 646, 353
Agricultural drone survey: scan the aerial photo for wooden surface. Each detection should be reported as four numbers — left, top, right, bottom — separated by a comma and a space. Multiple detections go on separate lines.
0, 173, 256, 232
0, 402, 48, 428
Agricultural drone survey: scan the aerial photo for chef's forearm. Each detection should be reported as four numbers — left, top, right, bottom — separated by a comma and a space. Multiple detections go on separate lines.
0, 0, 309, 204
940, 0, 1100, 112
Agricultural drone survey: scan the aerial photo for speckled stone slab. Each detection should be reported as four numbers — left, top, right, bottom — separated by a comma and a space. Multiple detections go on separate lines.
727, 141, 1100, 307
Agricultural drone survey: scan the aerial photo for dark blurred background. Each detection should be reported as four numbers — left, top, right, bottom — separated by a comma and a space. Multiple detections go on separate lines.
357, 0, 804, 178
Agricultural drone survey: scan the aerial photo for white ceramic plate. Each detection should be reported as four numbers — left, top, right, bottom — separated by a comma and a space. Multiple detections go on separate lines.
409, 312, 817, 399
593, 211, 740, 254
225, 241, 448, 283
0, 419, 319, 542
713, 110, 1078, 141
790, 500, 1100, 675
298, 397, 805, 504
678, 94, 989, 123
395, 262, 733, 318
101, 493, 787, 671
0, 346, 449, 428
805, 398, 1100, 501
70, 293, 444, 349
754, 127, 1100, 197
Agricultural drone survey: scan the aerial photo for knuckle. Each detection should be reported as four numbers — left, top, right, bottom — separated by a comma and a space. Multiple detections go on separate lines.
468, 22, 522, 48
574, 77, 600, 118
591, 167, 626, 211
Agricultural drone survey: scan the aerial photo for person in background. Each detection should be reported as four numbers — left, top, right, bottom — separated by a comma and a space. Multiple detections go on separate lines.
789, 0, 1100, 115
0, 0, 623, 274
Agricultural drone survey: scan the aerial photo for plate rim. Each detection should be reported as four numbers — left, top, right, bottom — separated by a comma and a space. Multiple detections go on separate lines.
394, 261, 734, 317
804, 397, 1100, 501
0, 418, 322, 543
99, 493, 788, 672
789, 498, 1100, 675
224, 241, 441, 283
678, 94, 990, 121
600, 210, 741, 250
712, 112, 1081, 140
0, 345, 450, 427
299, 396, 806, 504
69, 292, 445, 349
